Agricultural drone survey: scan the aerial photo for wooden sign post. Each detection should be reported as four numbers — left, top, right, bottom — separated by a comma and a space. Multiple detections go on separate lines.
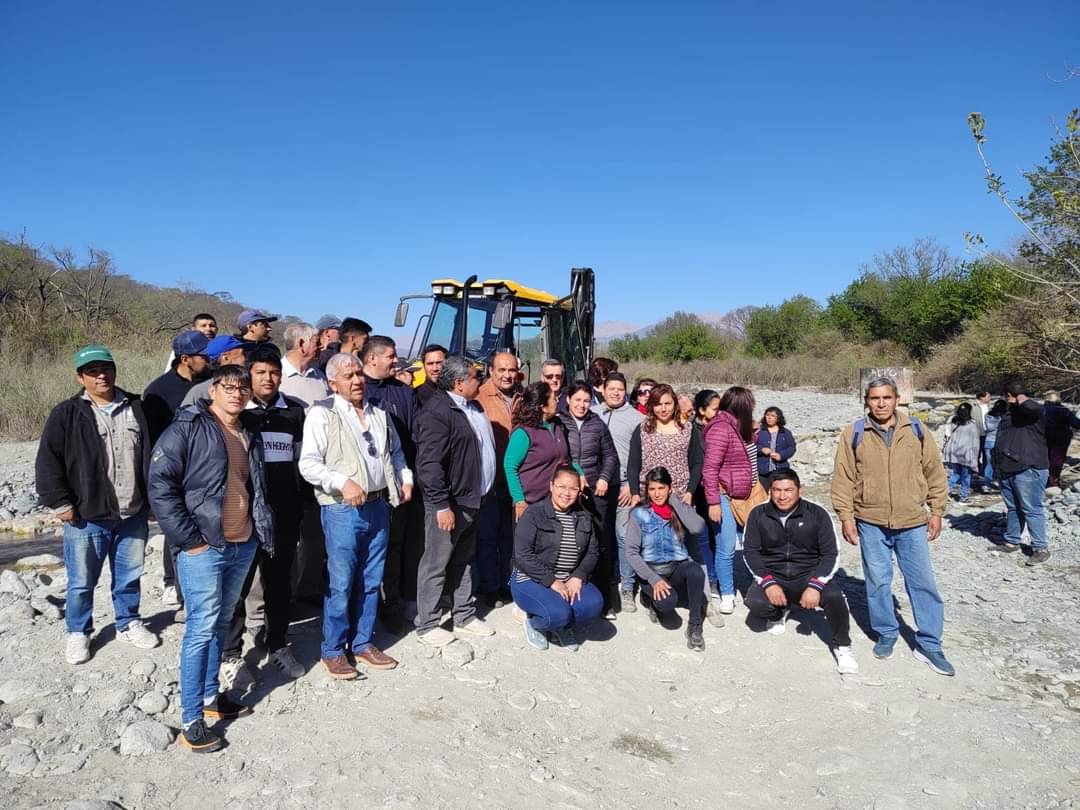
859, 367, 915, 406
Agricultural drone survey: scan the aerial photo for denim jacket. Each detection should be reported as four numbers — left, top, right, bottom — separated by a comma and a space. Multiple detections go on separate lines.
623, 498, 706, 586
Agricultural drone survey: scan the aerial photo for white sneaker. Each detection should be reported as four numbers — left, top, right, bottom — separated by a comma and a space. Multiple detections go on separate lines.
454, 617, 495, 637
269, 646, 305, 679
511, 605, 527, 625
119, 620, 159, 650
417, 626, 456, 647
219, 657, 255, 692
161, 585, 181, 608
718, 594, 736, 614
834, 645, 859, 675
706, 598, 726, 628
766, 609, 790, 636
65, 632, 91, 665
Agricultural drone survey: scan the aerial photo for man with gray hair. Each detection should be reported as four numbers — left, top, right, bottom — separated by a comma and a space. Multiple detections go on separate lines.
413, 355, 497, 646
831, 377, 953, 676
280, 321, 331, 409
299, 353, 413, 679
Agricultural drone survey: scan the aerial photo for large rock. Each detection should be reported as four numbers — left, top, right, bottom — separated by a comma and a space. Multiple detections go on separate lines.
119, 720, 174, 756
0, 742, 39, 775
136, 691, 169, 715
15, 553, 63, 569
0, 570, 29, 598
0, 679, 35, 704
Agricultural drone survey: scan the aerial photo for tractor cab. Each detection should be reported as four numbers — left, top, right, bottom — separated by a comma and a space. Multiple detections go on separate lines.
395, 268, 595, 386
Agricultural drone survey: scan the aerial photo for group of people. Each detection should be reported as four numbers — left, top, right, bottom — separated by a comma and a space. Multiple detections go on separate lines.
34, 306, 1068, 754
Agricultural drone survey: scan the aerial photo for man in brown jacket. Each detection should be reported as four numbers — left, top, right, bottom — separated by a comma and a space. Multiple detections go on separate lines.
475, 351, 522, 604
831, 377, 954, 676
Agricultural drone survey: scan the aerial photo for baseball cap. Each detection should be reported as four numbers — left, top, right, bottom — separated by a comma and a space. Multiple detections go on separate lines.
171, 330, 210, 357
316, 314, 342, 332
237, 309, 278, 330
73, 345, 115, 372
207, 335, 245, 362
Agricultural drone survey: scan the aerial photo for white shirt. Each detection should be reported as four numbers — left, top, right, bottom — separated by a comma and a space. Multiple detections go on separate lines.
279, 355, 331, 410
299, 393, 413, 496
449, 391, 497, 499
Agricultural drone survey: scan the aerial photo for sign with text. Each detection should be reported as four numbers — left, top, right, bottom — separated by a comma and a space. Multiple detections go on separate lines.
859, 367, 915, 405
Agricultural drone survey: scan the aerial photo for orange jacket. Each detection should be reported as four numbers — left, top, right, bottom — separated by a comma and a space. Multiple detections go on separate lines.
477, 378, 520, 485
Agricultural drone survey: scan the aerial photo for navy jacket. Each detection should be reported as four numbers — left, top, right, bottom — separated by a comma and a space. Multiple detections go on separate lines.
414, 389, 485, 511
148, 402, 274, 554
755, 427, 797, 477
364, 375, 416, 465
994, 399, 1049, 475
512, 497, 598, 587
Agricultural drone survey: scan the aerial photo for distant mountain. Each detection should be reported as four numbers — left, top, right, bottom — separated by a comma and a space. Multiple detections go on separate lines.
595, 320, 645, 339
595, 306, 753, 347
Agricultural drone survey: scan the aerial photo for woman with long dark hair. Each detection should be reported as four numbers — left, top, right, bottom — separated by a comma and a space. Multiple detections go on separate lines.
625, 384, 704, 506
943, 402, 980, 503
624, 466, 708, 651
504, 382, 583, 521
702, 385, 756, 614
755, 406, 797, 492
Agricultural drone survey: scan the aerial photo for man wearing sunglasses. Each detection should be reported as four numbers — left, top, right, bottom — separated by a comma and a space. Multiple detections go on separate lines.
299, 353, 413, 681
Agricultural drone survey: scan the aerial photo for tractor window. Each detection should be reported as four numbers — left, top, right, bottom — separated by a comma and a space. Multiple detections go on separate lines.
423, 297, 501, 361
426, 299, 460, 353
514, 314, 543, 383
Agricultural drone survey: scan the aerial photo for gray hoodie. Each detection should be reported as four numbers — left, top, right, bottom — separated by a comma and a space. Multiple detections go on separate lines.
591, 401, 644, 484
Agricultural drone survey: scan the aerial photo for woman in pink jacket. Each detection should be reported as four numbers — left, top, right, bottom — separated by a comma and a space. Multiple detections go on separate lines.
701, 386, 755, 614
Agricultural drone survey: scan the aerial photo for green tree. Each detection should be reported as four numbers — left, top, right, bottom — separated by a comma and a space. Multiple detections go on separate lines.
745, 295, 822, 357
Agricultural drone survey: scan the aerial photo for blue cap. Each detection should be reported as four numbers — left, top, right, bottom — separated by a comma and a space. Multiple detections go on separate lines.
316, 314, 341, 331
207, 335, 245, 362
237, 309, 278, 330
171, 330, 210, 357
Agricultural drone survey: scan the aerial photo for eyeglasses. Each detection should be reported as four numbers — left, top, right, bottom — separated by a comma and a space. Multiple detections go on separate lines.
218, 384, 252, 395
543, 373, 564, 381
553, 484, 580, 495
360, 429, 378, 458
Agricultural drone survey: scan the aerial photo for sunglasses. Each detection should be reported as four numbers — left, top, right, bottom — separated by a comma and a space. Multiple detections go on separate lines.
360, 429, 378, 458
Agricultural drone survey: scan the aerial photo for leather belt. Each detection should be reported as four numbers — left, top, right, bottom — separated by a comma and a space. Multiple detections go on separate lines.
365, 488, 389, 502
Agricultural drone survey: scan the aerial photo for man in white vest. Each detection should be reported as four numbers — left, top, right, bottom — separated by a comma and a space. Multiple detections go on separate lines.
299, 353, 413, 680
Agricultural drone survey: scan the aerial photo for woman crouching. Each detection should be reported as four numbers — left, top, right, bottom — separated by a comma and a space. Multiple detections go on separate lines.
626, 466, 708, 651
511, 464, 603, 651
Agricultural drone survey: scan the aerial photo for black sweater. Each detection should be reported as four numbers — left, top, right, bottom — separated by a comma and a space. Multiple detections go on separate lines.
994, 399, 1049, 475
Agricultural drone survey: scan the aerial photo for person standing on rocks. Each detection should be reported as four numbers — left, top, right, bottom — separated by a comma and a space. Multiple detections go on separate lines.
981, 399, 1008, 492
148, 364, 273, 753
943, 403, 980, 504
36, 345, 160, 665
743, 469, 857, 675
755, 406, 797, 493
512, 464, 602, 652
831, 376, 953, 676
994, 381, 1051, 564
592, 372, 645, 613
413, 356, 497, 646
1042, 391, 1079, 490
298, 353, 413, 679
476, 350, 523, 607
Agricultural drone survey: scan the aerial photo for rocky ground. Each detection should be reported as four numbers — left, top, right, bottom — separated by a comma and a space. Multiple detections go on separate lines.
1, 389, 1080, 809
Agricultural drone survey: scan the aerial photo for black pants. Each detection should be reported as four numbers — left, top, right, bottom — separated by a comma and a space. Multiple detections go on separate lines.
414, 504, 479, 633
745, 574, 851, 646
293, 497, 326, 602
162, 542, 183, 605
383, 492, 425, 611
639, 559, 705, 625
584, 488, 617, 610
224, 517, 300, 657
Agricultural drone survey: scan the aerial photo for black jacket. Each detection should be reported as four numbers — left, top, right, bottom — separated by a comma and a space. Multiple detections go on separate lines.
743, 498, 837, 583
512, 497, 598, 587
239, 393, 307, 518
1044, 402, 1080, 448
143, 370, 198, 445
413, 389, 485, 511
35, 390, 152, 522
364, 374, 416, 465
148, 402, 274, 554
557, 411, 619, 488
994, 399, 1049, 475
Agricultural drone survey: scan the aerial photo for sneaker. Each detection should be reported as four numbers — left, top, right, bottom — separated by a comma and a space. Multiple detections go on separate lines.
705, 598, 726, 628
180, 719, 222, 753
268, 646, 305, 678
65, 632, 91, 665
119, 620, 159, 650
718, 594, 736, 614
686, 622, 705, 652
766, 609, 790, 636
1027, 548, 1051, 566
203, 693, 253, 720
834, 645, 859, 675
161, 585, 181, 608
709, 581, 721, 599
523, 617, 549, 651
603, 608, 617, 621
511, 605, 527, 625
454, 617, 495, 637
913, 647, 956, 677
219, 657, 255, 692
999, 542, 1021, 554
872, 636, 897, 659
552, 628, 580, 651
417, 626, 456, 647
321, 655, 360, 680
619, 589, 637, 613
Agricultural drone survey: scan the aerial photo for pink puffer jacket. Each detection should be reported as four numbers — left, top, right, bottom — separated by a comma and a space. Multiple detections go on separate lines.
702, 410, 754, 503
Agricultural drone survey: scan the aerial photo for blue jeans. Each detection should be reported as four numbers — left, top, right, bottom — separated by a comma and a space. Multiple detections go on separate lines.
510, 577, 603, 632
475, 484, 514, 594
710, 495, 738, 597
614, 502, 636, 590
947, 464, 972, 500
982, 439, 995, 482
63, 512, 148, 635
857, 521, 944, 653
1000, 468, 1049, 550
320, 500, 390, 658
177, 538, 256, 726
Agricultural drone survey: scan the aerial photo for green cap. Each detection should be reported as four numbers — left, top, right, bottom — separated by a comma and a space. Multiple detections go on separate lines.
73, 345, 115, 371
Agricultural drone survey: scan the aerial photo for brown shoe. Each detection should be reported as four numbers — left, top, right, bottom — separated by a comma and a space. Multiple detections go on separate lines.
321, 655, 360, 680
354, 646, 399, 670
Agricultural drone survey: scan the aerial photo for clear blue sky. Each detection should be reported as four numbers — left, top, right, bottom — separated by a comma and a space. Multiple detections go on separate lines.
1, 1, 1075, 331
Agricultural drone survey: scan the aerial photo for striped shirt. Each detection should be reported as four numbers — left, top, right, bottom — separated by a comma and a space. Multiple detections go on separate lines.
515, 509, 580, 583
214, 415, 252, 543
745, 440, 759, 487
